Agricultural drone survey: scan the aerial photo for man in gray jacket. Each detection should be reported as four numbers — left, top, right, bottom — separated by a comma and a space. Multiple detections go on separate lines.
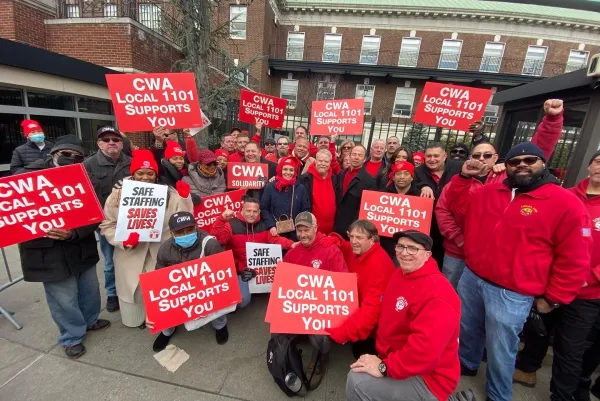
83, 126, 131, 312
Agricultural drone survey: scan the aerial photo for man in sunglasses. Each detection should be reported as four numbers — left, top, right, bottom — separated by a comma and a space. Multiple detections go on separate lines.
449, 144, 470, 161
84, 126, 132, 313
276, 137, 290, 159
444, 141, 592, 401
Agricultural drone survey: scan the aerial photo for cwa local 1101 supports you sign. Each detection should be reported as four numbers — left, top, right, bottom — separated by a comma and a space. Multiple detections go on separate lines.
309, 98, 365, 136
106, 73, 203, 132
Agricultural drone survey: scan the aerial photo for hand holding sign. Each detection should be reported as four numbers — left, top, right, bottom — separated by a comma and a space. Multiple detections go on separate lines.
45, 229, 73, 241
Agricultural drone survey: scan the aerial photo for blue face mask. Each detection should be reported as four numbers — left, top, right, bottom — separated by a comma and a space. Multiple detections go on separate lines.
29, 134, 45, 143
174, 232, 198, 248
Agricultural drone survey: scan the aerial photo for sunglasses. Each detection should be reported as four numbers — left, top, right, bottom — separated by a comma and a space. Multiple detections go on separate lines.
57, 151, 84, 159
277, 143, 288, 146
471, 153, 495, 160
100, 137, 122, 143
342, 146, 353, 150
506, 156, 540, 168
451, 149, 467, 155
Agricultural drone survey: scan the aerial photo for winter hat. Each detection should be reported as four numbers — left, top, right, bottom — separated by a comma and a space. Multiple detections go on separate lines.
215, 149, 229, 159
277, 156, 299, 176
50, 135, 85, 155
168, 212, 196, 231
165, 140, 184, 160
392, 230, 433, 251
413, 152, 425, 164
197, 149, 217, 165
389, 161, 415, 179
21, 119, 43, 137
130, 149, 158, 174
265, 137, 276, 145
505, 142, 546, 163
96, 126, 122, 138
589, 150, 600, 165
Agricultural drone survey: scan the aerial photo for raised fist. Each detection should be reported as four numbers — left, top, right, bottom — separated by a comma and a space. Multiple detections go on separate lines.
544, 99, 563, 116
462, 159, 486, 177
222, 209, 235, 220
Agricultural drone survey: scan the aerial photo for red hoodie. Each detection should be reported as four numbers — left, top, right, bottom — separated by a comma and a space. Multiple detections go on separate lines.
327, 234, 395, 343
283, 232, 348, 272
569, 178, 600, 300
228, 151, 245, 163
307, 163, 337, 234
377, 258, 460, 401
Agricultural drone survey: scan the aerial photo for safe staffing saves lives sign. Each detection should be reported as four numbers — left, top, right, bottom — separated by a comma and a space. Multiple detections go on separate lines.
309, 98, 365, 136
412, 82, 493, 131
0, 164, 104, 248
106, 73, 203, 132
238, 89, 287, 129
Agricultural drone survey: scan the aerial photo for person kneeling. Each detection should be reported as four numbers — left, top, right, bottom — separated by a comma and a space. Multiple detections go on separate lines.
345, 231, 461, 401
147, 211, 227, 352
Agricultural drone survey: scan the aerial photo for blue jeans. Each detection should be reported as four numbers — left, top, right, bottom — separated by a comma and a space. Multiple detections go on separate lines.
458, 267, 533, 401
238, 275, 252, 308
98, 232, 116, 297
442, 254, 466, 289
43, 266, 101, 347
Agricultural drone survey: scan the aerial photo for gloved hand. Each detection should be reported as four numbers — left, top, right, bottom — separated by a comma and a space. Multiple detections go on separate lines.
176, 181, 191, 198
240, 268, 257, 282
321, 235, 341, 248
524, 308, 547, 337
325, 326, 347, 344
123, 232, 140, 249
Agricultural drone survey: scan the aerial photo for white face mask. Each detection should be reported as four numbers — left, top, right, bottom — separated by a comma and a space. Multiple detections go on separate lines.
29, 133, 45, 143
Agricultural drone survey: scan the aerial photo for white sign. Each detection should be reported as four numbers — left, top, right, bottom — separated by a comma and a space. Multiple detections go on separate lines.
115, 179, 168, 242
246, 242, 283, 293
184, 304, 236, 331
189, 111, 212, 136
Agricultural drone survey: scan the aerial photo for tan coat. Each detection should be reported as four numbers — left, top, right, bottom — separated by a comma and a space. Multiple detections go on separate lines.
99, 178, 193, 303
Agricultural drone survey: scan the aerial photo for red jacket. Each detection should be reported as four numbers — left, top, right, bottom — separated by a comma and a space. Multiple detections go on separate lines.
283, 232, 348, 272
228, 151, 245, 163
328, 234, 395, 343
570, 178, 600, 300
377, 258, 460, 401
446, 174, 591, 304
211, 213, 293, 272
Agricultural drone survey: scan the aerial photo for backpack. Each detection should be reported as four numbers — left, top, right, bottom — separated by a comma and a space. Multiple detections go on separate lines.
266, 334, 308, 397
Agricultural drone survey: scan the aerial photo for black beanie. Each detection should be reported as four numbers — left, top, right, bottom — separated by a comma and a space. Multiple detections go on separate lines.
505, 142, 546, 163
589, 150, 600, 166
51, 135, 85, 156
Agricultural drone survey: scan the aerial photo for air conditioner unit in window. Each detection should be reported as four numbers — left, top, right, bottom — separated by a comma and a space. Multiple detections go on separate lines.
484, 116, 499, 124
587, 54, 600, 77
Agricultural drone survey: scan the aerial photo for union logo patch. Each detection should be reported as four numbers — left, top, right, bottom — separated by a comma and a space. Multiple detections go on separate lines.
520, 205, 538, 216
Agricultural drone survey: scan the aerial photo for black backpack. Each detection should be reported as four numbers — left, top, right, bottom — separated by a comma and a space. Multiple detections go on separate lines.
266, 334, 308, 397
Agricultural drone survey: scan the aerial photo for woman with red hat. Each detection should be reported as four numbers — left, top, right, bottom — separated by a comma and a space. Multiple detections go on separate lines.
214, 148, 230, 187
100, 149, 194, 328
183, 149, 226, 198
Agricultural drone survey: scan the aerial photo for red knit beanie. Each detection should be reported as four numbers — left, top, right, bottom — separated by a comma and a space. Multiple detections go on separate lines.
215, 149, 229, 159
130, 149, 158, 175
165, 140, 184, 160
277, 156, 300, 177
413, 152, 425, 164
389, 161, 415, 179
21, 119, 43, 137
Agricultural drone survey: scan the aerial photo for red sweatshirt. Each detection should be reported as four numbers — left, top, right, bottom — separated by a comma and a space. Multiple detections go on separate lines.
228, 151, 245, 163
283, 232, 348, 272
307, 163, 337, 234
570, 178, 600, 300
365, 160, 383, 178
328, 234, 395, 343
377, 258, 460, 401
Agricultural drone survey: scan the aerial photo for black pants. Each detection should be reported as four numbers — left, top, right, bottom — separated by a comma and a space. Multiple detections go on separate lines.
516, 298, 600, 401
581, 312, 600, 381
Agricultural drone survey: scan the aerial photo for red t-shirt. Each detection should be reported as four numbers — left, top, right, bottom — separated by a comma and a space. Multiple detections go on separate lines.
365, 160, 383, 178
343, 168, 361, 194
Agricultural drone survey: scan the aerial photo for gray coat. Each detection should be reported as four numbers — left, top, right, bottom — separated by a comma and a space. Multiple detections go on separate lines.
182, 164, 226, 198
84, 150, 131, 208
10, 140, 54, 174
156, 229, 223, 269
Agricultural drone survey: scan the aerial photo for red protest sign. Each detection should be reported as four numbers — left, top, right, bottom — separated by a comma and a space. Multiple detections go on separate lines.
106, 73, 202, 132
193, 189, 246, 232
265, 263, 359, 335
412, 82, 493, 131
309, 98, 364, 136
0, 164, 104, 248
227, 163, 268, 189
238, 89, 287, 129
358, 190, 433, 237
139, 251, 241, 334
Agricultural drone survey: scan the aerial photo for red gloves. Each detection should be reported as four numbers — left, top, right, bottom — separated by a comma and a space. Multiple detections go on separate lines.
321, 235, 341, 248
326, 325, 347, 344
176, 181, 191, 198
123, 232, 140, 249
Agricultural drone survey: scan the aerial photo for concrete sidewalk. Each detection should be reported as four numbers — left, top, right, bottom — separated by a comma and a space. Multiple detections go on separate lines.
0, 244, 577, 401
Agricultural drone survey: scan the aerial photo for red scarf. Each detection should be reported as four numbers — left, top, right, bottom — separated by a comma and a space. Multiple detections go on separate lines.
275, 176, 296, 191
275, 156, 299, 191
307, 163, 336, 234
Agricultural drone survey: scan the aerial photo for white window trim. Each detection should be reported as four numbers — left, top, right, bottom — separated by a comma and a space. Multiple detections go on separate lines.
280, 79, 299, 110
355, 84, 376, 116
317, 81, 337, 100
398, 37, 421, 67
359, 35, 381, 65
479, 41, 506, 73
565, 50, 590, 73
522, 45, 548, 76
392, 87, 416, 118
438, 39, 463, 70
322, 33, 343, 63
286, 32, 305, 61
229, 6, 247, 40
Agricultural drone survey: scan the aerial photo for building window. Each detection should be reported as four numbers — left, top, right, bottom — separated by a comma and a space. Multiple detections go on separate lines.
77, 97, 112, 115
286, 32, 305, 61
565, 50, 589, 73
0, 87, 24, 106
398, 38, 421, 67
280, 79, 299, 109
438, 39, 462, 70
232, 69, 249, 85
480, 42, 505, 73
229, 6, 247, 39
483, 95, 500, 123
360, 36, 381, 65
27, 91, 75, 111
317, 81, 336, 100
66, 4, 80, 17
522, 46, 547, 76
323, 34, 342, 63
139, 4, 162, 32
392, 88, 416, 118
103, 2, 117, 17
355, 84, 375, 115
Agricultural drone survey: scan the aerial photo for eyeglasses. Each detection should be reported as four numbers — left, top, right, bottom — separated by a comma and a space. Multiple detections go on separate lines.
100, 137, 122, 143
57, 151, 84, 160
471, 153, 495, 160
450, 149, 467, 155
395, 244, 426, 255
506, 156, 540, 168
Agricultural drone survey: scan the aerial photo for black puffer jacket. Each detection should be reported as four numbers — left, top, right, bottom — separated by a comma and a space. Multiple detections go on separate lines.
156, 229, 223, 269
10, 140, 54, 174
16, 158, 100, 282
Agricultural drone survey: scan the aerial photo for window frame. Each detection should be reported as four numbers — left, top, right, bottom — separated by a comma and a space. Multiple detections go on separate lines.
229, 5, 247, 40
398, 37, 421, 67
286, 32, 306, 61
480, 42, 506, 73
359, 35, 381, 65
565, 50, 590, 73
322, 33, 343, 63
438, 39, 463, 70
138, 3, 162, 32
280, 79, 299, 110
522, 45, 548, 76
355, 84, 376, 115
392, 87, 417, 118
317, 81, 337, 101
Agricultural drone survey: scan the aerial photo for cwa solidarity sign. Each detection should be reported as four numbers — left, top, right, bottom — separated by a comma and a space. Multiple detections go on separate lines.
238, 89, 287, 129
193, 189, 246, 232
227, 163, 269, 189
266, 263, 359, 335
0, 164, 104, 248
309, 98, 365, 136
412, 82, 493, 131
140, 251, 241, 334
358, 190, 433, 237
106, 73, 203, 132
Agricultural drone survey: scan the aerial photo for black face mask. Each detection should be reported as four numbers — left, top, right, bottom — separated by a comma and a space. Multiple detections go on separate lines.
56, 156, 84, 166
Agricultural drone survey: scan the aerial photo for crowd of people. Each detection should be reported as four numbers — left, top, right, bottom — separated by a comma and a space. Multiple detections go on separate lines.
9, 97, 600, 401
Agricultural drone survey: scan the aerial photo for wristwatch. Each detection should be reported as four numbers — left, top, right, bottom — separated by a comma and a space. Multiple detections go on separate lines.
378, 361, 387, 377
543, 297, 560, 309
